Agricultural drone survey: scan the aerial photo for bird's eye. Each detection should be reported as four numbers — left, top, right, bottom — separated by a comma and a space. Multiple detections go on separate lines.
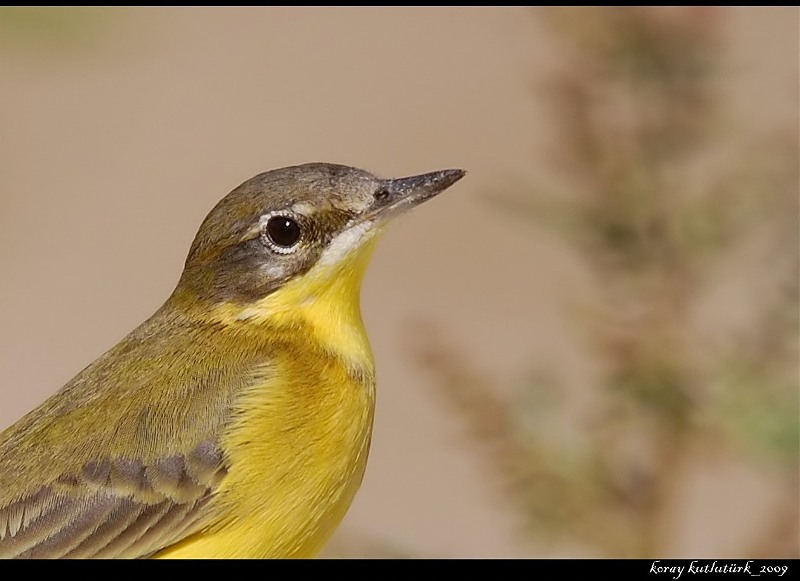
262, 214, 302, 253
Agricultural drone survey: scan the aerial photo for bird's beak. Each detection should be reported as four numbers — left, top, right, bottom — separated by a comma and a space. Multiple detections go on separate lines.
358, 169, 466, 225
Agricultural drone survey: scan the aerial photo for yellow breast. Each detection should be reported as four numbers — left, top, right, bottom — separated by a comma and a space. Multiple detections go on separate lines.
156, 240, 378, 559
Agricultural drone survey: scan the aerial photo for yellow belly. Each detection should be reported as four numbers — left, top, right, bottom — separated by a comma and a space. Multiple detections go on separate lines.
156, 349, 375, 559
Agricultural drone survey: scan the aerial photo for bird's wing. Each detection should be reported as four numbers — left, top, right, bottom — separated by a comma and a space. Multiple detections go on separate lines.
0, 305, 270, 559
0, 439, 227, 558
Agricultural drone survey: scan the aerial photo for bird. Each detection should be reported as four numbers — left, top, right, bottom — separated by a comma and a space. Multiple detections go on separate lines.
0, 162, 465, 559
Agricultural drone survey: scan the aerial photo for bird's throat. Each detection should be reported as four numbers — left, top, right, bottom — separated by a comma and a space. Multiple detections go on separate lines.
203, 237, 380, 376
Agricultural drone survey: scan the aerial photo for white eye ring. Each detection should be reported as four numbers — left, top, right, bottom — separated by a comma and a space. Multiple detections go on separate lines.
259, 211, 303, 254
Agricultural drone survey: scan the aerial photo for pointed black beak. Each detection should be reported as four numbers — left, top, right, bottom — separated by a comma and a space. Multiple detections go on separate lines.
360, 169, 466, 223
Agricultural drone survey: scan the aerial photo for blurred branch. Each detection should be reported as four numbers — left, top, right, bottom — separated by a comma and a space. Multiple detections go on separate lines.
413, 6, 798, 557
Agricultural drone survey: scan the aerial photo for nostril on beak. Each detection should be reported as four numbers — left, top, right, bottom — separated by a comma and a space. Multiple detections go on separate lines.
373, 188, 391, 203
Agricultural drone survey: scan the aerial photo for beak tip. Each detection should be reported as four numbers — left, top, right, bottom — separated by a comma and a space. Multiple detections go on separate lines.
445, 168, 466, 179
436, 168, 467, 189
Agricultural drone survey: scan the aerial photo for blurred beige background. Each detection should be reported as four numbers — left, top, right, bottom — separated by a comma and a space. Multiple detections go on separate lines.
0, 7, 797, 557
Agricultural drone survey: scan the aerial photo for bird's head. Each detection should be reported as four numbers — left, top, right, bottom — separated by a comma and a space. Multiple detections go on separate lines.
173, 163, 465, 323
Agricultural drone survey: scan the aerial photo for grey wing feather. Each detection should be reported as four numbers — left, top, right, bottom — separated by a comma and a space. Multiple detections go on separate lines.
0, 440, 227, 558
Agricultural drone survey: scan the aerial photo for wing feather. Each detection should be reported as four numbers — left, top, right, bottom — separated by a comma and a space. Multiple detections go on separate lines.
0, 308, 273, 559
0, 441, 226, 559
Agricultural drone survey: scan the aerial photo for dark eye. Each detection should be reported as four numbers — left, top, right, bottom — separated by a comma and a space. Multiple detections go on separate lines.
264, 215, 302, 251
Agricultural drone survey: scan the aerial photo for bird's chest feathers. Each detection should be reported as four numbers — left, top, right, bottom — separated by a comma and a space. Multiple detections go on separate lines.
214, 342, 374, 557
203, 261, 377, 557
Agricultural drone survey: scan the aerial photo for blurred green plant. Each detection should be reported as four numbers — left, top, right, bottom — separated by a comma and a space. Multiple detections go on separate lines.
413, 6, 798, 557
0, 7, 114, 56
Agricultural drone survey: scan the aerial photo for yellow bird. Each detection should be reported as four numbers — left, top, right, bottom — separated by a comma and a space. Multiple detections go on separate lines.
0, 163, 465, 558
